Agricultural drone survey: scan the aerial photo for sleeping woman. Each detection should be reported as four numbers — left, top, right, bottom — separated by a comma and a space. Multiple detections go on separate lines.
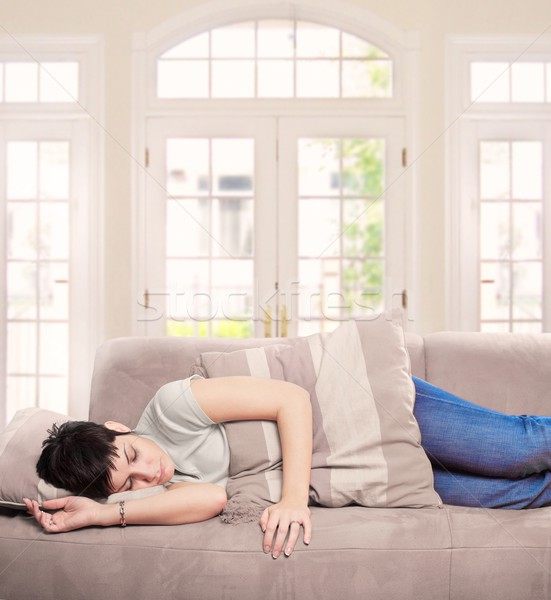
25, 374, 551, 558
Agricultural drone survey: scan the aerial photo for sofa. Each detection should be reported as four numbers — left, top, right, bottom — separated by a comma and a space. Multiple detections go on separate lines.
1, 329, 551, 600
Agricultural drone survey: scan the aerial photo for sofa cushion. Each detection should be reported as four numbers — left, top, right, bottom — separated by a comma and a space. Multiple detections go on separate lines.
0, 407, 73, 509
193, 312, 441, 521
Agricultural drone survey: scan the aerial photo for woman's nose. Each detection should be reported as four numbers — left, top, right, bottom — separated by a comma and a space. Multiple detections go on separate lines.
134, 465, 157, 486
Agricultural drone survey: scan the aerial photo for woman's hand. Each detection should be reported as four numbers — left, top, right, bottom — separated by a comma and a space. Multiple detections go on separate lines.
23, 496, 102, 533
259, 498, 312, 559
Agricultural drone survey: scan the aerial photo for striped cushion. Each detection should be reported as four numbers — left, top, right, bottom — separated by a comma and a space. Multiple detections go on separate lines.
193, 312, 441, 517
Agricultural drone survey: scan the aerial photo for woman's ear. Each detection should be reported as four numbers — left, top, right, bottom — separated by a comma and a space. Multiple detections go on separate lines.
104, 421, 131, 433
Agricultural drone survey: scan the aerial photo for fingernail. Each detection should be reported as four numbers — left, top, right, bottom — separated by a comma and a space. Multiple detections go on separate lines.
272, 553, 279, 559
263, 546, 270, 554
284, 548, 291, 557
304, 539, 310, 545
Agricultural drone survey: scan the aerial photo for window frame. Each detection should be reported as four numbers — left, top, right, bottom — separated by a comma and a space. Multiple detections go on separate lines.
132, 0, 421, 335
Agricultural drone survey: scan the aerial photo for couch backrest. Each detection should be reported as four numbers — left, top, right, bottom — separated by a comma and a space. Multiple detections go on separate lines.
89, 336, 292, 426
88, 331, 551, 425
422, 332, 551, 415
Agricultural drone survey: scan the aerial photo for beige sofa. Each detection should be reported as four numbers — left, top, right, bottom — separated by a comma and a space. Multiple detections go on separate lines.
1, 331, 551, 600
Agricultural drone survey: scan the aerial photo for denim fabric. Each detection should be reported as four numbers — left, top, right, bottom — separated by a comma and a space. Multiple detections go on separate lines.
413, 376, 551, 509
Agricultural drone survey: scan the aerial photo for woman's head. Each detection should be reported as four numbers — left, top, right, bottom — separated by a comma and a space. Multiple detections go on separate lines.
37, 420, 176, 498
36, 421, 131, 498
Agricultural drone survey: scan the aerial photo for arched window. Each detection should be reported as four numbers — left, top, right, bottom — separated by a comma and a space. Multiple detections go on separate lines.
156, 20, 392, 99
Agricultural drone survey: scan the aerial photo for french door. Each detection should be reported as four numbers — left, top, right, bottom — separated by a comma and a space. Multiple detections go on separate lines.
139, 115, 407, 338
0, 120, 96, 424
457, 120, 551, 332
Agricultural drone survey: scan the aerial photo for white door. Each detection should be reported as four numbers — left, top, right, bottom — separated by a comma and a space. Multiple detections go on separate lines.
457, 120, 551, 332
277, 117, 406, 337
0, 120, 95, 424
139, 116, 407, 338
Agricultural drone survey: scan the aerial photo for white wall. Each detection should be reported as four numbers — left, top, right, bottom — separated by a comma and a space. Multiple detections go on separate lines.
2, 0, 550, 336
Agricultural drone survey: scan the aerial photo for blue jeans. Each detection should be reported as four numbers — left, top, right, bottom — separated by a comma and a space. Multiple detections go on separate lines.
413, 377, 551, 509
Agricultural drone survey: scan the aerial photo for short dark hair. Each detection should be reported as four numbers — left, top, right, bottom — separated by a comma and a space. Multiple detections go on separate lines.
36, 421, 131, 499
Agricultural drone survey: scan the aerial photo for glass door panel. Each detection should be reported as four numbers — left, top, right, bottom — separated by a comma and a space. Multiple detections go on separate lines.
278, 117, 406, 337
4, 139, 70, 420
479, 139, 544, 332
143, 118, 277, 338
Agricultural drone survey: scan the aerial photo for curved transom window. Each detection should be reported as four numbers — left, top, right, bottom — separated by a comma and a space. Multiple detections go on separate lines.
157, 20, 393, 99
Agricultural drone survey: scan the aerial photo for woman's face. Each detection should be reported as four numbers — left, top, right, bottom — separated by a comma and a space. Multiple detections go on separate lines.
108, 433, 175, 493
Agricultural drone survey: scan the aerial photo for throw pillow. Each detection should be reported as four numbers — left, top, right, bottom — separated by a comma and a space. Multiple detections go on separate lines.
191, 311, 442, 522
0, 407, 166, 510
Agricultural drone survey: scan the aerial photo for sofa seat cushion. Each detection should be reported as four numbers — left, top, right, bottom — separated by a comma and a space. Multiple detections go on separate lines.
0, 506, 452, 600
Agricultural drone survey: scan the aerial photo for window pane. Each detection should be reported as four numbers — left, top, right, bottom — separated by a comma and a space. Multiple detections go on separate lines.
342, 139, 385, 196
513, 263, 542, 320
512, 141, 542, 200
39, 62, 79, 102
480, 262, 510, 320
166, 138, 209, 197
342, 34, 388, 58
5, 62, 38, 102
258, 60, 293, 97
212, 139, 253, 196
211, 259, 253, 317
157, 60, 208, 98
471, 62, 510, 102
299, 258, 340, 319
480, 203, 509, 260
40, 142, 69, 199
6, 377, 36, 421
299, 199, 340, 257
512, 203, 542, 260
212, 60, 254, 97
7, 322, 37, 373
512, 321, 542, 333
211, 22, 255, 58
39, 377, 68, 413
40, 323, 68, 375
343, 199, 384, 258
343, 259, 384, 317
7, 142, 37, 200
7, 262, 37, 319
547, 63, 551, 102
511, 63, 545, 102
296, 22, 339, 57
257, 20, 294, 58
40, 263, 69, 320
481, 321, 510, 332
480, 142, 510, 199
296, 61, 339, 97
40, 204, 69, 259
167, 258, 208, 294
7, 203, 36, 259
161, 33, 209, 59
166, 259, 209, 323
212, 198, 253, 258
299, 139, 339, 196
342, 60, 392, 98
167, 199, 210, 257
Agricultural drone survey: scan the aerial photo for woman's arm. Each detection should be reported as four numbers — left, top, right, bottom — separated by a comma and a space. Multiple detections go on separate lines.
24, 482, 226, 532
191, 376, 313, 558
